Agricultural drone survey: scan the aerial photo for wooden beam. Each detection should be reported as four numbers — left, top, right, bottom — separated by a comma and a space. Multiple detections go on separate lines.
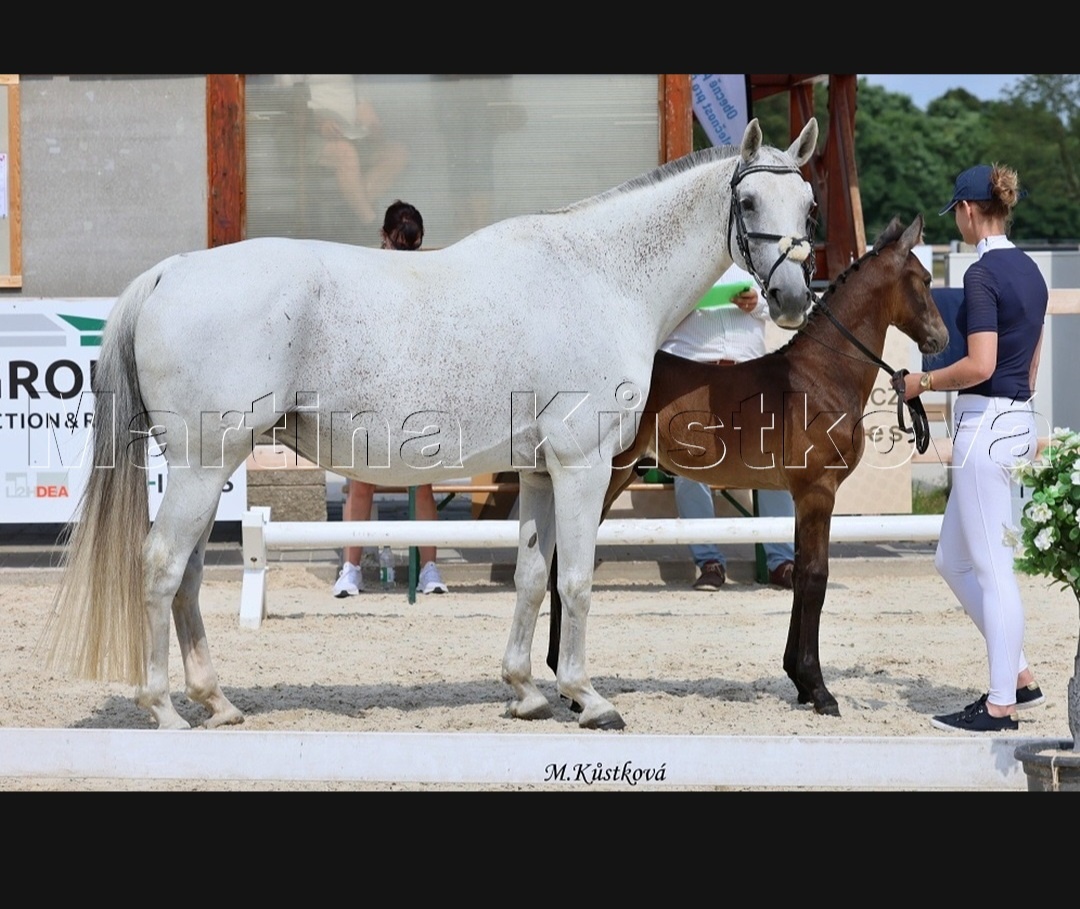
1049, 289, 1080, 314
661, 74, 692, 163
2, 75, 21, 287
206, 74, 245, 248
819, 74, 865, 279
749, 74, 828, 102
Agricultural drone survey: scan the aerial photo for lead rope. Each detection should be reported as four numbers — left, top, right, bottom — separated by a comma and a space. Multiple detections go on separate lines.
811, 278, 931, 455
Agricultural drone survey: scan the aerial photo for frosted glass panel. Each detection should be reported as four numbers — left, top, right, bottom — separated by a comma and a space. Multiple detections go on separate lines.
246, 74, 659, 249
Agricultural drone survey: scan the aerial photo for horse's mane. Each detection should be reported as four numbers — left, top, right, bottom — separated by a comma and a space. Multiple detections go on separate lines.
772, 216, 907, 354
548, 144, 745, 215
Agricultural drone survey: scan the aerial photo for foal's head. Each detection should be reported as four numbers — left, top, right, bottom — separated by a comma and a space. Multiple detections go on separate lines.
869, 214, 949, 356
872, 213, 950, 354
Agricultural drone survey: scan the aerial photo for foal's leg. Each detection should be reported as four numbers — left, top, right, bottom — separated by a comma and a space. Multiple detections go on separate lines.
171, 508, 244, 728
502, 472, 557, 720
782, 497, 838, 716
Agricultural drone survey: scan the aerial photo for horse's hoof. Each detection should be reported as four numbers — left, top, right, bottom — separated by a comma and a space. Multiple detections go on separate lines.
580, 710, 626, 731
205, 708, 245, 729
508, 699, 554, 721
814, 701, 841, 717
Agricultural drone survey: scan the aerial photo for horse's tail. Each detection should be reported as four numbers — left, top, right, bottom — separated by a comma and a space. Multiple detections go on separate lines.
39, 260, 171, 685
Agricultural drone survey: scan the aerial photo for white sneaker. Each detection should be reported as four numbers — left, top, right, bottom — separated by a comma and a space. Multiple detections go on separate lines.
333, 562, 364, 597
419, 561, 448, 595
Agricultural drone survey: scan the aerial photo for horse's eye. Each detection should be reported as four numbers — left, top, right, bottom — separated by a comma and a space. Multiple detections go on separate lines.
740, 196, 755, 213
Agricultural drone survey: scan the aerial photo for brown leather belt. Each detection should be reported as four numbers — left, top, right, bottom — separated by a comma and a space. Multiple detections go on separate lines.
711, 359, 737, 366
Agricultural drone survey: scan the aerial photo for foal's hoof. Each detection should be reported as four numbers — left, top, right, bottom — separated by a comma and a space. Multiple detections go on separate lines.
580, 709, 626, 731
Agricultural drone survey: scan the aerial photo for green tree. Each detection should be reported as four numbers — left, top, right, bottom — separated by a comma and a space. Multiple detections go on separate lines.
853, 75, 1080, 245
854, 80, 961, 244
990, 75, 1080, 241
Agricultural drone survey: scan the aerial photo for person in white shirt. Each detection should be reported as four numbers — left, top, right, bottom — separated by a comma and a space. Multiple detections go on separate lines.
660, 263, 796, 591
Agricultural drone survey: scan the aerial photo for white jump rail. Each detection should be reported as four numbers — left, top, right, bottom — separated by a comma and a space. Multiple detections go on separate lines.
239, 507, 943, 628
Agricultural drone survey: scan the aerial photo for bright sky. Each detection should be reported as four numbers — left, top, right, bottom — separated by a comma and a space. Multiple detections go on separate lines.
861, 74, 1024, 109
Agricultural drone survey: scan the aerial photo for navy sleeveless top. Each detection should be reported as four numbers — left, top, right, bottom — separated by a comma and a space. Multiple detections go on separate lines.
959, 247, 1048, 400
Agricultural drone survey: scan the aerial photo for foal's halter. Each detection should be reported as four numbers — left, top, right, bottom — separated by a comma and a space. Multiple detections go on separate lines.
727, 160, 817, 303
809, 256, 931, 455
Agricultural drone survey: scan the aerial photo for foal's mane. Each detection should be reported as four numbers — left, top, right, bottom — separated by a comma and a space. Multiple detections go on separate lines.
773, 217, 907, 353
550, 144, 743, 215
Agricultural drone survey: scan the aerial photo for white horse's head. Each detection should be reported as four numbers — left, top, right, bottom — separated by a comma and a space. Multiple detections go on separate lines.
729, 117, 819, 330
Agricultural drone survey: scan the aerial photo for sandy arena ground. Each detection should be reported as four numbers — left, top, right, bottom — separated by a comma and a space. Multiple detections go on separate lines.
1, 553, 1076, 790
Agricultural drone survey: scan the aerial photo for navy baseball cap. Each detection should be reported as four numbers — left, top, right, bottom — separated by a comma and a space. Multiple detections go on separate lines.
939, 165, 993, 215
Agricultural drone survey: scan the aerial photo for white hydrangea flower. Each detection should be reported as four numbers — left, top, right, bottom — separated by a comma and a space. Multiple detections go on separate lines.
1034, 527, 1055, 551
1002, 524, 1022, 548
1025, 502, 1053, 524
1010, 458, 1033, 483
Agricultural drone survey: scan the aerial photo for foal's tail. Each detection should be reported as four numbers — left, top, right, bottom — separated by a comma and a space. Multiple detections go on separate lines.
40, 261, 171, 685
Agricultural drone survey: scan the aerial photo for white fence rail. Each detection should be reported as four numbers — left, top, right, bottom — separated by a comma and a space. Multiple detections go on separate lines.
239, 507, 943, 629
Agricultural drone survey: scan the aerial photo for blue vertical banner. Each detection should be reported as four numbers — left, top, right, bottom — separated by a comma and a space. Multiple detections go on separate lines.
691, 74, 750, 147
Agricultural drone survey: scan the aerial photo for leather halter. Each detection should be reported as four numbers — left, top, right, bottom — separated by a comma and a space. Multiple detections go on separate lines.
727, 161, 816, 310
809, 255, 931, 455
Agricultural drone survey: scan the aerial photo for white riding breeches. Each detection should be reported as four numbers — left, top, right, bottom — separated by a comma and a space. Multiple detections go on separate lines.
935, 394, 1037, 707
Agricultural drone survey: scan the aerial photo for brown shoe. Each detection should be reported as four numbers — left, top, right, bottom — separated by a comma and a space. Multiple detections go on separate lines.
768, 560, 795, 589
693, 561, 726, 590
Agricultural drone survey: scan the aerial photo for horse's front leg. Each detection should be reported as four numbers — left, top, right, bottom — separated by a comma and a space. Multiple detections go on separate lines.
502, 472, 557, 721
782, 504, 838, 716
171, 507, 244, 728
551, 467, 624, 730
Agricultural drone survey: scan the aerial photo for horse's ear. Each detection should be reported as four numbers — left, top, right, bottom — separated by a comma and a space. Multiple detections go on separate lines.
740, 118, 763, 162
786, 118, 818, 167
899, 214, 925, 255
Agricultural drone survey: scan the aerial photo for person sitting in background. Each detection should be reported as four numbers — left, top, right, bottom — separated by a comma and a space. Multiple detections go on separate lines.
307, 74, 407, 231
333, 201, 449, 597
661, 262, 797, 591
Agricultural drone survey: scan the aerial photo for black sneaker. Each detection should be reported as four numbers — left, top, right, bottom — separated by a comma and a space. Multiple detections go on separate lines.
962, 685, 1045, 714
931, 698, 1018, 732
959, 693, 989, 714
1016, 683, 1046, 710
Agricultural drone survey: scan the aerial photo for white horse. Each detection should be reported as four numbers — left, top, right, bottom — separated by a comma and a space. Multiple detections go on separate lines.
42, 117, 819, 731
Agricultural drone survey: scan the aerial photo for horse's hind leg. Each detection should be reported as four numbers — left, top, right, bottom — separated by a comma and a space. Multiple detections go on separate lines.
137, 472, 234, 729
502, 472, 557, 721
139, 523, 197, 729
171, 509, 244, 728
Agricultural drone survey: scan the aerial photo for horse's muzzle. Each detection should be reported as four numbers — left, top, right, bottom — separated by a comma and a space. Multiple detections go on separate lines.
768, 291, 812, 330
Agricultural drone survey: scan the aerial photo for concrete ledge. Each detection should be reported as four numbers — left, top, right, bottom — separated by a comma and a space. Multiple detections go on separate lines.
0, 728, 1057, 789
